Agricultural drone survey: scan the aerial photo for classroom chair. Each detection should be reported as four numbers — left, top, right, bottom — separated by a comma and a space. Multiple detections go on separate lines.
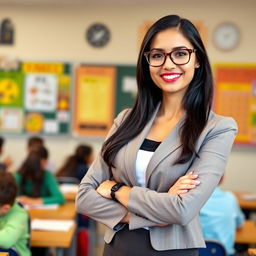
56, 176, 80, 185
0, 249, 19, 256
199, 239, 227, 256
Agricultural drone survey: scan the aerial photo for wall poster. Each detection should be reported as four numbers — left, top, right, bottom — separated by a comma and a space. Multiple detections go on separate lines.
0, 61, 71, 135
73, 65, 116, 136
214, 63, 256, 145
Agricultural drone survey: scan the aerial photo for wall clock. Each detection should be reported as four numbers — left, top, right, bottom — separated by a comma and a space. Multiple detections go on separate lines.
213, 22, 240, 51
86, 23, 111, 48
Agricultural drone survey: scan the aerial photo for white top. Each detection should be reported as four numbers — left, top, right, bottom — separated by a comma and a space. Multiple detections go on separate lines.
135, 149, 154, 187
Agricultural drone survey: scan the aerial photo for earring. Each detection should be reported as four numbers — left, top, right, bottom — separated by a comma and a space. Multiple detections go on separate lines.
195, 64, 200, 68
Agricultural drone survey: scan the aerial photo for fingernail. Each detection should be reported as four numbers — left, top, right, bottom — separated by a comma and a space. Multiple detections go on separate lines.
194, 180, 200, 185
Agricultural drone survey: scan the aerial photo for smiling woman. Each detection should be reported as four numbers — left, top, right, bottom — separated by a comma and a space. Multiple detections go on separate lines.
76, 14, 237, 256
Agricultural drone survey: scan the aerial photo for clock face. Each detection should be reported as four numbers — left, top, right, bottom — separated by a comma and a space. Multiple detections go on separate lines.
213, 23, 240, 51
86, 23, 111, 48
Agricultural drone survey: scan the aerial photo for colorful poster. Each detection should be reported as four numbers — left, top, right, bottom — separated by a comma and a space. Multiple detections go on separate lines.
0, 62, 71, 135
214, 64, 256, 145
73, 66, 116, 136
0, 108, 23, 133
0, 71, 23, 106
25, 74, 57, 112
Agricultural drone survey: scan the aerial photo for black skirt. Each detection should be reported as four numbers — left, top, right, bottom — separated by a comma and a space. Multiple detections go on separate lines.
103, 225, 199, 256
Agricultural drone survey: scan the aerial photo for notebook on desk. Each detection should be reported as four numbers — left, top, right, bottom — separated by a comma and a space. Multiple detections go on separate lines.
24, 204, 59, 210
242, 194, 256, 200
31, 219, 75, 231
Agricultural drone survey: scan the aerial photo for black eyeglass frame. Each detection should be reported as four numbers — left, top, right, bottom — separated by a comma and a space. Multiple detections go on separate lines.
144, 48, 196, 67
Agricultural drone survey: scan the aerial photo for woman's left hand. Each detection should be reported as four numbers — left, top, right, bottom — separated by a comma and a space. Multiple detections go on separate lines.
96, 180, 117, 199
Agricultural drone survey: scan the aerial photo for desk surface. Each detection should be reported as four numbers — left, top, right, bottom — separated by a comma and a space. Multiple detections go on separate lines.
234, 191, 256, 210
64, 192, 76, 201
28, 201, 76, 220
31, 224, 76, 247
0, 253, 9, 256
235, 220, 256, 244
248, 249, 256, 255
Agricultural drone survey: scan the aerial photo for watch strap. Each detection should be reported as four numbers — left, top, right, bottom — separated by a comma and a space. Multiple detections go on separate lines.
110, 183, 125, 202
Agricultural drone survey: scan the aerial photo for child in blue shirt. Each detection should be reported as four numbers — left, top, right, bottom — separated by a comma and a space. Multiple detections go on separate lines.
200, 176, 245, 256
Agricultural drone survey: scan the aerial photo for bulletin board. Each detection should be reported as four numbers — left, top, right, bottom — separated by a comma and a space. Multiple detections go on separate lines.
214, 63, 256, 145
0, 61, 72, 135
115, 65, 136, 115
73, 65, 116, 136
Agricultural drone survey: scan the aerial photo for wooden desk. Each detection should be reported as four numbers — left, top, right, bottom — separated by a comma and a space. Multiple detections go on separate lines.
248, 248, 256, 255
235, 220, 256, 244
234, 191, 256, 210
31, 224, 77, 256
0, 253, 9, 256
28, 201, 76, 220
31, 224, 76, 247
64, 192, 76, 201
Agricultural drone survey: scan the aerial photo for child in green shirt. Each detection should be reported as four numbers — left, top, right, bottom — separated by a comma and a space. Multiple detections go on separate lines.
0, 172, 31, 256
14, 146, 65, 206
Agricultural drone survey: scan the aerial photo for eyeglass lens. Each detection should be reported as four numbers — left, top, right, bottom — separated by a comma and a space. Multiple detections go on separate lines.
147, 49, 191, 66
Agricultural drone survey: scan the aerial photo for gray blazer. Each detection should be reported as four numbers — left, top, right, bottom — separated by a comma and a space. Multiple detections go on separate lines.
76, 105, 237, 251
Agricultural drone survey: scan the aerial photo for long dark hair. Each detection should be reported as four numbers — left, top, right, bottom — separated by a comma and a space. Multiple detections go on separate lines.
17, 146, 48, 197
56, 144, 92, 177
102, 14, 213, 168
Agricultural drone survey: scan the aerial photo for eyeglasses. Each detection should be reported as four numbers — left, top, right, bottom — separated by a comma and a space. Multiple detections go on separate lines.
144, 48, 196, 67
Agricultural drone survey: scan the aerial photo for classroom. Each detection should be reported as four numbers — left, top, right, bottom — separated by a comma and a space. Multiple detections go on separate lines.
0, 0, 256, 255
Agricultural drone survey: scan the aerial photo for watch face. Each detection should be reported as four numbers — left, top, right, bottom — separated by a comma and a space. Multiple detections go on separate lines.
86, 23, 110, 48
213, 23, 240, 51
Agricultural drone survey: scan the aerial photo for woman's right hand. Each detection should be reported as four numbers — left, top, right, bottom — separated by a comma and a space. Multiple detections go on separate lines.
168, 172, 200, 195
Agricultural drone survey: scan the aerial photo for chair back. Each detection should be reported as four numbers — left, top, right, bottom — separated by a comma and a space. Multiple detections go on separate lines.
56, 176, 80, 184
199, 239, 227, 256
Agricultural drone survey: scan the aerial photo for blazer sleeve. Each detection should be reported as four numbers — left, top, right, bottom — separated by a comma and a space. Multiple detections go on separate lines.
128, 117, 238, 229
76, 109, 130, 230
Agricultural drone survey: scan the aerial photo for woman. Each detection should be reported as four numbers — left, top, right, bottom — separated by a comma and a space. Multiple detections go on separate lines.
76, 15, 237, 256
14, 146, 65, 206
56, 144, 93, 182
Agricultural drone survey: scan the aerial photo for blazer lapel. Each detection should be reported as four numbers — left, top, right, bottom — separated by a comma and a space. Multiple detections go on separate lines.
145, 115, 184, 185
124, 104, 160, 185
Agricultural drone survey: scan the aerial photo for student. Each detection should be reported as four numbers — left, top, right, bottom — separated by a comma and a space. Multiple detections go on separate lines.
14, 146, 65, 206
26, 136, 56, 173
0, 136, 13, 172
56, 144, 94, 182
76, 14, 237, 256
200, 176, 245, 256
27, 136, 44, 152
0, 172, 31, 256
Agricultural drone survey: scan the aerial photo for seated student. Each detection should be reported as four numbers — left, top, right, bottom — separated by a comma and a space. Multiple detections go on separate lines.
0, 136, 13, 172
13, 146, 65, 206
26, 136, 56, 173
56, 144, 94, 182
200, 176, 245, 256
0, 172, 31, 256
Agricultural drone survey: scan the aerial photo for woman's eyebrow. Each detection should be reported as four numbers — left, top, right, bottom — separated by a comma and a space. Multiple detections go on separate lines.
150, 46, 189, 51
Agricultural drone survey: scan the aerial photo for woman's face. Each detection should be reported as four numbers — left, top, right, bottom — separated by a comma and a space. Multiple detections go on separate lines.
148, 27, 198, 97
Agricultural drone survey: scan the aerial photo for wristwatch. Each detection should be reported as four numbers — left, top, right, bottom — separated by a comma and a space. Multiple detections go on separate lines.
111, 183, 125, 202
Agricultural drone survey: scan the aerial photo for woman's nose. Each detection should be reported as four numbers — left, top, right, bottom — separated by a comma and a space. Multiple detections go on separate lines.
162, 55, 176, 70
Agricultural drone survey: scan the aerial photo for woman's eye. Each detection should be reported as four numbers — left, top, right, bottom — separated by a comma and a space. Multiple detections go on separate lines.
175, 50, 188, 57
151, 53, 164, 59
